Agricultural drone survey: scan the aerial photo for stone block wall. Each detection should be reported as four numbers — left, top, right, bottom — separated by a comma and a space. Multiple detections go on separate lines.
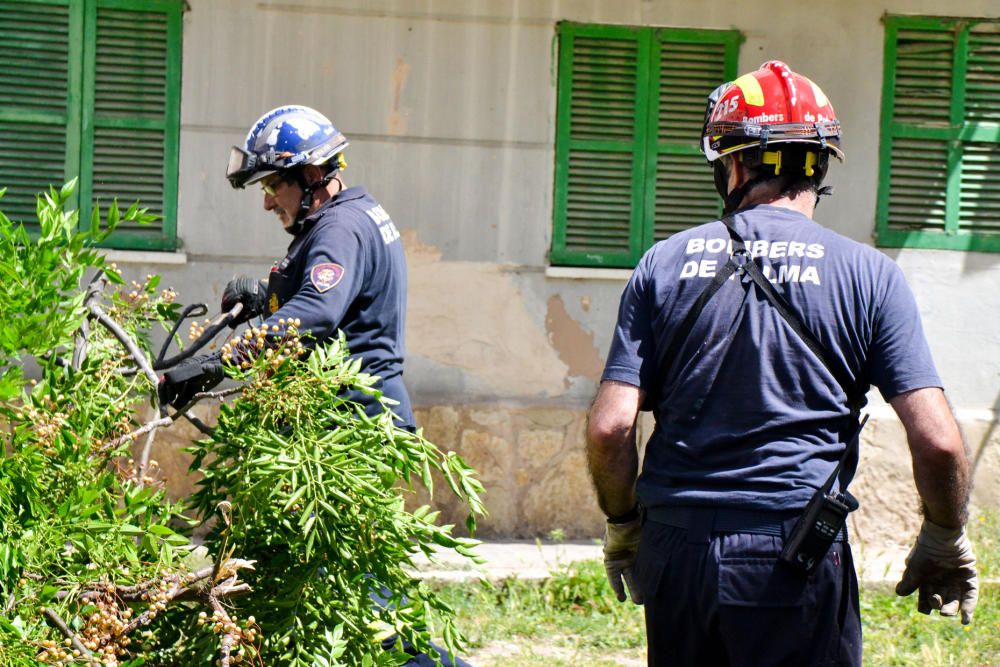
147, 402, 999, 548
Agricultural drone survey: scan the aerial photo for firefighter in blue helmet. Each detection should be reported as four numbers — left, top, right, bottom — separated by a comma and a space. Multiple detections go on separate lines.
163, 105, 470, 666
220, 104, 413, 429
162, 105, 412, 428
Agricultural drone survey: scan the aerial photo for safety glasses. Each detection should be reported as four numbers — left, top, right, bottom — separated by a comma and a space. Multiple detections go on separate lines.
259, 174, 285, 197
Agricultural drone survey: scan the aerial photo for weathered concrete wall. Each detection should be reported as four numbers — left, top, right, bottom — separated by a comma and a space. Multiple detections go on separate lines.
114, 0, 1000, 545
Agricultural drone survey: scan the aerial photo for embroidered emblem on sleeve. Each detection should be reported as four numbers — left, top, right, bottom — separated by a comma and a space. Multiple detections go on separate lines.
310, 263, 345, 293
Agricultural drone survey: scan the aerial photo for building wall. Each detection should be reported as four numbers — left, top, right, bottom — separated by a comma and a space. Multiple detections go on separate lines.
123, 0, 1000, 546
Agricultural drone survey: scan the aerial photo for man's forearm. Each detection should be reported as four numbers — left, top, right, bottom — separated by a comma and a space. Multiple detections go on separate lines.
587, 426, 639, 518
913, 441, 970, 529
585, 382, 642, 518
892, 388, 971, 529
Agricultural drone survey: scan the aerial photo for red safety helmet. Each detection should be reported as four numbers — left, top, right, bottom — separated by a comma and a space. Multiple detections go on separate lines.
701, 60, 844, 166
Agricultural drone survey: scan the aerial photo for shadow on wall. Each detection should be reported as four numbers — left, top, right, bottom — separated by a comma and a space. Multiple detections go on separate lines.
971, 389, 999, 490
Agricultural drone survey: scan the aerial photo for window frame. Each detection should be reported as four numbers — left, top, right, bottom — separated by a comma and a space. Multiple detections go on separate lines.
875, 15, 1000, 252
550, 21, 742, 269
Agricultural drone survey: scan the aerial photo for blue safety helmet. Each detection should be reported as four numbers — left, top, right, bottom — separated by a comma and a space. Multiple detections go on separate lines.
226, 105, 349, 189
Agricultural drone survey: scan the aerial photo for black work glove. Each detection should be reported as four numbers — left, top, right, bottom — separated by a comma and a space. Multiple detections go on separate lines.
159, 353, 226, 409
221, 276, 267, 327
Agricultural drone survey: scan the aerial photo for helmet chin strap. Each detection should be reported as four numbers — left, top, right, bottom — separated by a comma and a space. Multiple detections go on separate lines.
283, 169, 339, 236
714, 161, 770, 214
280, 171, 314, 236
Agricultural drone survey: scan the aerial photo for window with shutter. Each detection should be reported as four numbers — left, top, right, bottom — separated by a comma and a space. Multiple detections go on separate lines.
551, 22, 741, 268
0, 0, 181, 250
876, 16, 1000, 252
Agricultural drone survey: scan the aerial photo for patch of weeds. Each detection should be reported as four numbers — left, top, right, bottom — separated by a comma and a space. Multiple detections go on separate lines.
434, 559, 645, 654
861, 509, 1000, 666
436, 511, 1000, 666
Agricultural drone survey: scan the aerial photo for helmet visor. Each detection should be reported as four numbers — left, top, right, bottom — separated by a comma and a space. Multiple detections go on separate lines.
226, 146, 257, 188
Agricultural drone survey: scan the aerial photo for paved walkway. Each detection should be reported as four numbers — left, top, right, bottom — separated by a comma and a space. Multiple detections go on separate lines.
412, 540, 911, 583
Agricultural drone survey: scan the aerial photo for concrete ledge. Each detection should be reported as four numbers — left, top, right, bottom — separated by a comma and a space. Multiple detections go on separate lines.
544, 266, 633, 281
410, 540, 915, 584
102, 249, 189, 265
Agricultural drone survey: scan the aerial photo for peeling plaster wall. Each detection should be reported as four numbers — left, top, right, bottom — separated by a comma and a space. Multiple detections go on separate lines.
114, 0, 1000, 544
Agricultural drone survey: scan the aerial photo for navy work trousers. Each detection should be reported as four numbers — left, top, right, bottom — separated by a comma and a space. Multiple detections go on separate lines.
634, 518, 861, 667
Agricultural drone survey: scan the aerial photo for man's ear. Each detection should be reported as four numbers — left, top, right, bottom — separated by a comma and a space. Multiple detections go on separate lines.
725, 155, 747, 192
301, 164, 325, 187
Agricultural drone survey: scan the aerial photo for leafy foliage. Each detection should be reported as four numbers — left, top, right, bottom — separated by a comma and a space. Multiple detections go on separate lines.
0, 184, 188, 665
0, 184, 484, 666
0, 182, 153, 400
161, 337, 486, 665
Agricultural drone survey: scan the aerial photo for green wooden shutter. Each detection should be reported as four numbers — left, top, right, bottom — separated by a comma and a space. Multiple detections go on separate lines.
965, 26, 1000, 124
891, 29, 953, 126
551, 23, 742, 268
648, 31, 739, 242
81, 0, 181, 249
885, 28, 954, 235
0, 0, 81, 223
885, 136, 950, 233
959, 26, 1000, 236
960, 141, 1000, 235
552, 23, 648, 267
877, 17, 1000, 252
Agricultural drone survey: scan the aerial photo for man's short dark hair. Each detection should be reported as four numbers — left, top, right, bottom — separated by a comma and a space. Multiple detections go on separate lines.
737, 145, 830, 200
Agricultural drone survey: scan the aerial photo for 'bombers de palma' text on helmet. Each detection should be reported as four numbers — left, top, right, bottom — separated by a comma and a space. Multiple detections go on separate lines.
699, 61, 844, 211
701, 60, 844, 163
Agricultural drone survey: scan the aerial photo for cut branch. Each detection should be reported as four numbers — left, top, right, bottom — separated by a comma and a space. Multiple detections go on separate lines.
138, 427, 158, 479
88, 303, 159, 386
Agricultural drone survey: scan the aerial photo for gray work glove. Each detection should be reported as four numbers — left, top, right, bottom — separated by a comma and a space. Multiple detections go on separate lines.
603, 516, 643, 605
895, 519, 978, 624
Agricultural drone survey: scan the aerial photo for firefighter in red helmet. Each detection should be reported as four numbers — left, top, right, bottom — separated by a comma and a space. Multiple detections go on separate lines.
587, 61, 976, 666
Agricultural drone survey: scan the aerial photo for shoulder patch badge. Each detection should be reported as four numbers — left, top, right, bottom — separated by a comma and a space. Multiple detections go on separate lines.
310, 263, 345, 293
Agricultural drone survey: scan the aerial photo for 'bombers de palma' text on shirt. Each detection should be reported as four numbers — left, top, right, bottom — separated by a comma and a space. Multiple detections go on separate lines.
680, 236, 825, 284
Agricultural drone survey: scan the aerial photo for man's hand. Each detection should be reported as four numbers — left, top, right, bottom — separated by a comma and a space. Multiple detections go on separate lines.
221, 276, 267, 326
159, 353, 226, 409
896, 519, 978, 624
603, 515, 643, 604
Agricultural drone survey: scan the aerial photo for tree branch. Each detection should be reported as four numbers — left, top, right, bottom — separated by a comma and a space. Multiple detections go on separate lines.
102, 416, 174, 451
88, 303, 158, 386
73, 269, 107, 370
138, 427, 158, 480
42, 606, 94, 660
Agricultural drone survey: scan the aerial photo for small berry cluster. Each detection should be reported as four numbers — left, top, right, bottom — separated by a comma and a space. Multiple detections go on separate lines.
188, 318, 213, 341
34, 636, 84, 665
37, 592, 133, 666
197, 610, 259, 663
110, 272, 175, 319
220, 319, 305, 370
17, 404, 68, 455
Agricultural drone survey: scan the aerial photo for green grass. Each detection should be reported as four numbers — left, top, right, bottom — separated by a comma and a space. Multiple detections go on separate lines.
435, 559, 645, 666
436, 512, 1000, 666
863, 510, 1000, 666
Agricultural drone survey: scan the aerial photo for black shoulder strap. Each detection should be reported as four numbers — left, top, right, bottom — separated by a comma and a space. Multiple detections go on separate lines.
718, 216, 864, 412
656, 215, 862, 411
655, 214, 866, 493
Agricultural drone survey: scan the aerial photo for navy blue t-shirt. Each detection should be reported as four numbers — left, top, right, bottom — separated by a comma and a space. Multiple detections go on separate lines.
262, 186, 413, 428
602, 205, 941, 512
